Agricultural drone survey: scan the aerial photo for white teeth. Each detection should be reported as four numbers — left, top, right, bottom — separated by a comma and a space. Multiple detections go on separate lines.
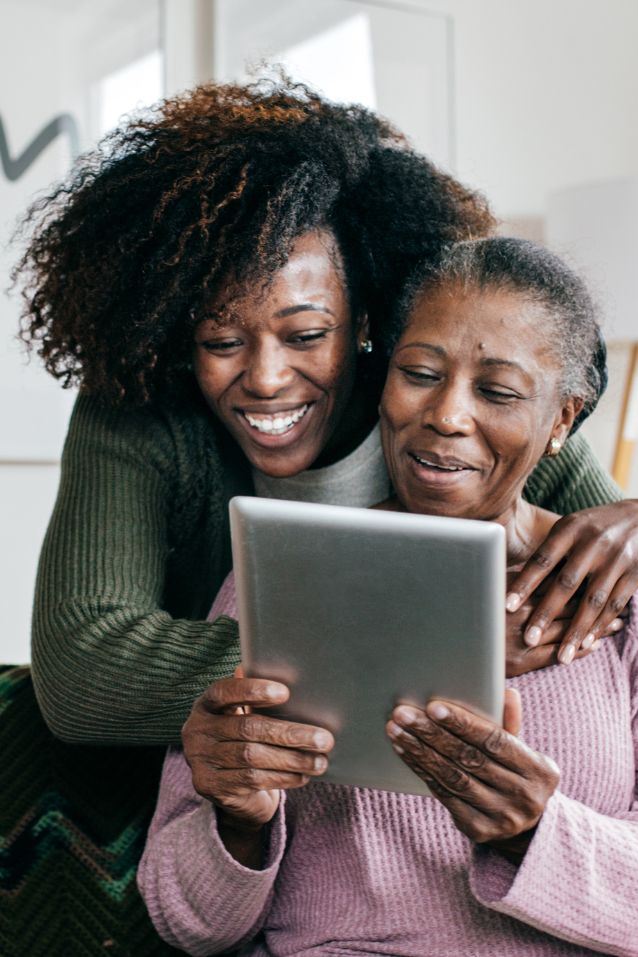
244, 404, 309, 436
415, 455, 463, 472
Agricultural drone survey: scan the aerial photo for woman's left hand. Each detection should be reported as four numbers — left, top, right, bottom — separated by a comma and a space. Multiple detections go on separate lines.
507, 500, 638, 663
387, 690, 560, 862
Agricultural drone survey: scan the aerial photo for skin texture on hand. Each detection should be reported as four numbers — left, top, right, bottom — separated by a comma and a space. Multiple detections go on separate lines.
387, 689, 560, 863
181, 675, 334, 868
507, 500, 638, 663
503, 567, 623, 677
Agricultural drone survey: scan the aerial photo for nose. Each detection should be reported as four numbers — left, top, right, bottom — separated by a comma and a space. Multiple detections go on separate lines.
242, 338, 295, 398
424, 380, 475, 435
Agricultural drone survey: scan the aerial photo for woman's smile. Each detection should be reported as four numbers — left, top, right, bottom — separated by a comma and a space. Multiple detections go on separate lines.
193, 230, 369, 478
407, 448, 480, 486
380, 283, 574, 523
236, 401, 314, 444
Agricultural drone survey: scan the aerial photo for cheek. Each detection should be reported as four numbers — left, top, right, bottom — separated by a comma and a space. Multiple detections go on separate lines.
193, 357, 227, 408
379, 376, 418, 431
323, 341, 358, 403
489, 414, 548, 474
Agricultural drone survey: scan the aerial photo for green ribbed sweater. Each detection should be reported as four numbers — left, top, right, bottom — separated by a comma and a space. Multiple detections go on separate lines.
31, 392, 622, 747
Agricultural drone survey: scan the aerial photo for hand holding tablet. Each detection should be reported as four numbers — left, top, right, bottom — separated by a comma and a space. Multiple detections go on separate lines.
230, 496, 506, 796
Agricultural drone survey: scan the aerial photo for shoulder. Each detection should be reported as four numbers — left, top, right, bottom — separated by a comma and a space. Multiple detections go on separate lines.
524, 431, 622, 512
66, 388, 239, 482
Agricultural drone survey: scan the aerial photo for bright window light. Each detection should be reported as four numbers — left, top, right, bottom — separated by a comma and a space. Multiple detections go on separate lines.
276, 14, 376, 110
98, 49, 163, 136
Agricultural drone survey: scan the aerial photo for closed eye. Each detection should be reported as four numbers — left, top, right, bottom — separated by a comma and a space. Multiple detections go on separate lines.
400, 366, 441, 384
479, 387, 523, 402
288, 330, 330, 346
197, 338, 243, 352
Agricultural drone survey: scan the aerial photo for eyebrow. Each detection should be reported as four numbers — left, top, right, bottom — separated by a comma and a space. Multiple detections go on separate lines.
396, 342, 528, 375
274, 304, 336, 318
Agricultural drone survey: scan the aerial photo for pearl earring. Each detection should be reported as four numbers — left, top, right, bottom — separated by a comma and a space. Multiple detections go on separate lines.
546, 437, 562, 456
360, 338, 373, 354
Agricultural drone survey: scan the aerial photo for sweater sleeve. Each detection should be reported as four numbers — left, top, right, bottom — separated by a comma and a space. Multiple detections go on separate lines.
524, 430, 623, 512
137, 747, 286, 956
470, 606, 638, 955
31, 395, 241, 746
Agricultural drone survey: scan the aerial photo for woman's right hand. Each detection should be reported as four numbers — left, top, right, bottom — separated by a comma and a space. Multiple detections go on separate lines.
182, 676, 334, 832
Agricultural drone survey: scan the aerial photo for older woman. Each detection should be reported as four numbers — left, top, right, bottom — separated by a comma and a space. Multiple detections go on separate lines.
138, 238, 638, 956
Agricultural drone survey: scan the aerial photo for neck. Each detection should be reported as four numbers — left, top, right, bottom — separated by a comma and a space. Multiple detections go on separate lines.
311, 373, 380, 469
379, 495, 559, 568
500, 498, 558, 566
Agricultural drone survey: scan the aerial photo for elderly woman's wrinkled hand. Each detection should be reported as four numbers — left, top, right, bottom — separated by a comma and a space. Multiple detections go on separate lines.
506, 500, 638, 663
386, 689, 560, 862
182, 676, 334, 832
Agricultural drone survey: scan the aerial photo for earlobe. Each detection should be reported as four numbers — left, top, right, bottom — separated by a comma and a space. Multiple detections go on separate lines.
545, 396, 584, 456
357, 314, 373, 354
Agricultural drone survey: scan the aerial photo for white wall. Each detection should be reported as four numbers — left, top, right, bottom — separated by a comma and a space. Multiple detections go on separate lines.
1, 0, 161, 664
448, 0, 638, 219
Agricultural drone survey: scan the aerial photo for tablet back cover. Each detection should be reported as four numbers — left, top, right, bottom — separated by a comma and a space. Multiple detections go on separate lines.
230, 496, 505, 796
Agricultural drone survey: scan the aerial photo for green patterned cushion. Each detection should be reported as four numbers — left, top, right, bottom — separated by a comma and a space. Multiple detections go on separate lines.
0, 666, 183, 956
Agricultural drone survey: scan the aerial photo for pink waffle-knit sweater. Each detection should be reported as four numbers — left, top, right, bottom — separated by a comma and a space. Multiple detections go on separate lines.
138, 577, 638, 956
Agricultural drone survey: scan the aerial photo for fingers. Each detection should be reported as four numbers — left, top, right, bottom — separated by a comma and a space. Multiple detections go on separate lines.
200, 677, 290, 713
206, 712, 334, 753
556, 572, 633, 662
506, 517, 578, 613
386, 700, 559, 843
205, 739, 329, 775
526, 555, 627, 656
503, 689, 522, 736
507, 503, 638, 656
195, 767, 311, 797
389, 701, 531, 776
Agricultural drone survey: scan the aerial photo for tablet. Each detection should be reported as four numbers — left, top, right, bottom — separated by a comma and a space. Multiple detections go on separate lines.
230, 496, 505, 797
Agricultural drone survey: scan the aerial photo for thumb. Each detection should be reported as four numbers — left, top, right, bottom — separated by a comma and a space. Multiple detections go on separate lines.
503, 687, 522, 736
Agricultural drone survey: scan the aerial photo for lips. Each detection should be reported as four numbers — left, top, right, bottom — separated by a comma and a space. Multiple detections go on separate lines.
234, 402, 314, 445
410, 450, 478, 473
243, 403, 309, 436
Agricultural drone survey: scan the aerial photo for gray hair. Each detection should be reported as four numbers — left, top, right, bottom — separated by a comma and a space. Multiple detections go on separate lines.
391, 237, 607, 433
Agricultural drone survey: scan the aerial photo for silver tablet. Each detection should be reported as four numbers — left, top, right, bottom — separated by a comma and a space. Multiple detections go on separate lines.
230, 496, 505, 797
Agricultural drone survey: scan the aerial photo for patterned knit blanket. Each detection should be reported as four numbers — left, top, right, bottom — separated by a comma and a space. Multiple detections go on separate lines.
0, 666, 183, 956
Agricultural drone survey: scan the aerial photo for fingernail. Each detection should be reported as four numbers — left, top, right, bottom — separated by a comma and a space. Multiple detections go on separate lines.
506, 593, 521, 612
313, 731, 332, 750
559, 644, 575, 664
592, 640, 602, 651
387, 720, 403, 738
314, 755, 328, 772
610, 618, 624, 632
582, 633, 595, 649
392, 743, 405, 755
525, 626, 542, 647
426, 702, 449, 721
394, 706, 417, 725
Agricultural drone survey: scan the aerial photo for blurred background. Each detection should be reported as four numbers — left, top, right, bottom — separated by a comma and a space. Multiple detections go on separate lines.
2, 0, 637, 662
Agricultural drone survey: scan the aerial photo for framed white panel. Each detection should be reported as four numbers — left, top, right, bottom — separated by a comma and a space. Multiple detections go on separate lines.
213, 0, 454, 169
0, 0, 163, 463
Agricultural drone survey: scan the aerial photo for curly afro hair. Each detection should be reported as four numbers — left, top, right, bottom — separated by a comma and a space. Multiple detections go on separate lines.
14, 77, 494, 406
